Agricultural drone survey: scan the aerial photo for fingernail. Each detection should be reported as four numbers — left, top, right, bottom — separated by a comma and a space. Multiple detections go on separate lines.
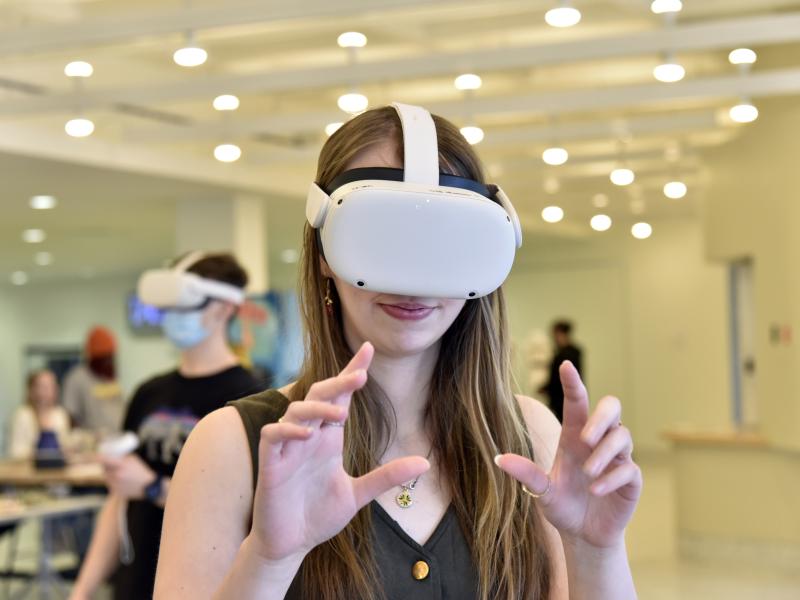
306, 427, 314, 434
592, 482, 605, 495
493, 454, 503, 467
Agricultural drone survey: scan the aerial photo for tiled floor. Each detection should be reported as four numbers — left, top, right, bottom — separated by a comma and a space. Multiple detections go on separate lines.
1, 454, 798, 598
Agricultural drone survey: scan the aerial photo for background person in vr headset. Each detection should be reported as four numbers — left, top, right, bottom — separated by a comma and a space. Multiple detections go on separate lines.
156, 107, 641, 599
70, 252, 264, 600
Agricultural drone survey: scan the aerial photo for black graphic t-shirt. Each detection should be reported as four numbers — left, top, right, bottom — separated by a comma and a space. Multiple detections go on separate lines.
113, 365, 263, 600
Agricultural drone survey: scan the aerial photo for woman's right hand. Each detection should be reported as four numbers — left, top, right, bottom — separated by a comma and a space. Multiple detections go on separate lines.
247, 341, 430, 563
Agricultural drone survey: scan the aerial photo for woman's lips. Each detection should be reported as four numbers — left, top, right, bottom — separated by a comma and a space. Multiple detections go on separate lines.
378, 303, 436, 321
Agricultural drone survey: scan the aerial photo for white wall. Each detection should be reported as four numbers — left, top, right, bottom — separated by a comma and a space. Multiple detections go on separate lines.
505, 217, 731, 451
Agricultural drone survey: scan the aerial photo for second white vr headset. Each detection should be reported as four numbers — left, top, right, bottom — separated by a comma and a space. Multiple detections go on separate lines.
137, 251, 245, 309
306, 102, 522, 299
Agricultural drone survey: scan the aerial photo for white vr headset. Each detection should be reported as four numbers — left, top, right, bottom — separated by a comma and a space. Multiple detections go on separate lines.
137, 251, 245, 309
306, 102, 522, 299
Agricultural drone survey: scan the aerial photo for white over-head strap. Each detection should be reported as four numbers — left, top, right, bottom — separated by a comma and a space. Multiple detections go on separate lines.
173, 250, 205, 272
391, 102, 439, 185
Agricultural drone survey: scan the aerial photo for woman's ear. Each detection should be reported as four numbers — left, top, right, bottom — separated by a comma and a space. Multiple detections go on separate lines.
320, 257, 334, 278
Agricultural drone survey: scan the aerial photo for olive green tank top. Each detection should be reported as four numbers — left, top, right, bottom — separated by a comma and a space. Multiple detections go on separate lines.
228, 389, 480, 599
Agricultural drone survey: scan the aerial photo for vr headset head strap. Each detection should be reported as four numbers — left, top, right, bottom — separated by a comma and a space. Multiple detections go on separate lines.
173, 250, 206, 272
391, 102, 439, 185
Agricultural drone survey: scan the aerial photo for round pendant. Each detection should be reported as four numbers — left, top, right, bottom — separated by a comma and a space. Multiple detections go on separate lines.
396, 489, 413, 508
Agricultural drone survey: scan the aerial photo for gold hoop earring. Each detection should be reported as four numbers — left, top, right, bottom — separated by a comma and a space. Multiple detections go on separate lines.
324, 279, 334, 315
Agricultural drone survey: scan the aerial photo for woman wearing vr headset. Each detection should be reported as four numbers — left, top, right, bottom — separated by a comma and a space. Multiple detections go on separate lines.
155, 106, 641, 599
71, 253, 263, 600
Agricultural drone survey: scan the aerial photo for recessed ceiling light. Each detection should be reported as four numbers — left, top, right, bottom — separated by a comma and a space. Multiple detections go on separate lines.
542, 147, 569, 166
664, 181, 688, 199
729, 102, 759, 124
632, 222, 653, 239
337, 93, 368, 114
30, 195, 57, 210
590, 214, 612, 232
325, 122, 344, 136
729, 48, 757, 66
337, 32, 367, 48
64, 61, 93, 78
653, 61, 685, 83
651, 0, 682, 14
65, 118, 95, 137
545, 3, 581, 28
10, 271, 29, 286
214, 144, 242, 162
610, 168, 635, 186
542, 206, 564, 223
22, 229, 46, 244
459, 126, 484, 145
213, 95, 240, 111
454, 74, 482, 91
173, 33, 207, 68
35, 251, 53, 266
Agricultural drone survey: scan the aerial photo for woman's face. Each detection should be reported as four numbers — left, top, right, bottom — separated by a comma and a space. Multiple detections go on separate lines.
323, 141, 467, 358
29, 371, 58, 409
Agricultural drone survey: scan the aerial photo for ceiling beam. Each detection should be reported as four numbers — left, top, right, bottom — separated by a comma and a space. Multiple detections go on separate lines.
1, 12, 799, 115
0, 0, 497, 56
0, 121, 298, 198
118, 67, 800, 146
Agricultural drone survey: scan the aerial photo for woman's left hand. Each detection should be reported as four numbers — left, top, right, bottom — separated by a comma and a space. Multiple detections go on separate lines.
496, 361, 642, 549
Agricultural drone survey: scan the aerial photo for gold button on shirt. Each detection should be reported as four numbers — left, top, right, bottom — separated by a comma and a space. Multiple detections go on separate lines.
412, 560, 430, 581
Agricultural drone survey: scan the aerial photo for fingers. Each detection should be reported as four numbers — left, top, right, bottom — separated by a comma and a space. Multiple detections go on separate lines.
306, 369, 368, 408
559, 361, 589, 429
582, 425, 633, 479
494, 454, 553, 505
580, 395, 622, 447
341, 341, 374, 377
280, 400, 348, 429
352, 456, 430, 510
258, 422, 315, 466
589, 461, 642, 499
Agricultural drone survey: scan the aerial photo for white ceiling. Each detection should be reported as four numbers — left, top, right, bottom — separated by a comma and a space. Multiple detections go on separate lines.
1, 0, 800, 284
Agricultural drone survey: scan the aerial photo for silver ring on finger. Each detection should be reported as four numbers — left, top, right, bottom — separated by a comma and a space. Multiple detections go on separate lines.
321, 420, 345, 428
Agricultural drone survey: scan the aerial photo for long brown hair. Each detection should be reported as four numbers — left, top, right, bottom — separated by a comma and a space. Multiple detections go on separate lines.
288, 106, 552, 599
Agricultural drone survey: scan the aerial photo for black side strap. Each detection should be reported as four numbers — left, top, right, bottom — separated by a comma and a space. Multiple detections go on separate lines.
324, 167, 497, 199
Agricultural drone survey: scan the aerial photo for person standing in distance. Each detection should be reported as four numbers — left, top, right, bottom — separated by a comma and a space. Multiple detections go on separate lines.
541, 320, 584, 424
70, 253, 264, 600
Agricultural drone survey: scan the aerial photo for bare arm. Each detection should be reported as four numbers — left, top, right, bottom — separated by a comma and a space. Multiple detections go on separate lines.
515, 384, 639, 600
154, 406, 302, 599
69, 495, 123, 600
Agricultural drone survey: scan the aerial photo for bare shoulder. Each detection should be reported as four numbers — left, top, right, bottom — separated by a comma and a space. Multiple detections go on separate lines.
176, 405, 253, 491
154, 406, 253, 597
514, 394, 562, 472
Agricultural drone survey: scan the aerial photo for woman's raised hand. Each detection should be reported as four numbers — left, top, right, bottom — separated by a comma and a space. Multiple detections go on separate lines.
247, 342, 430, 563
496, 362, 642, 549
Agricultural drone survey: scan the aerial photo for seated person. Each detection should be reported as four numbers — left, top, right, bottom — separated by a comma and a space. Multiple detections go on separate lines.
9, 369, 70, 460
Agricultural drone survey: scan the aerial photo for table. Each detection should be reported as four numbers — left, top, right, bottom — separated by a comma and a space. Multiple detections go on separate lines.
0, 461, 107, 599
0, 460, 106, 489
0, 494, 107, 600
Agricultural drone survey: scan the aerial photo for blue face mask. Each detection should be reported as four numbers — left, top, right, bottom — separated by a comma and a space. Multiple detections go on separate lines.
161, 309, 211, 349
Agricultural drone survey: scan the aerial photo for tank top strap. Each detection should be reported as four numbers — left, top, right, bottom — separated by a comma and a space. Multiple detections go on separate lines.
227, 389, 290, 488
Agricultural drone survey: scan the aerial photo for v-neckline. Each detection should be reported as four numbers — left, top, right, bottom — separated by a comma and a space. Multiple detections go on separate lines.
371, 500, 454, 551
